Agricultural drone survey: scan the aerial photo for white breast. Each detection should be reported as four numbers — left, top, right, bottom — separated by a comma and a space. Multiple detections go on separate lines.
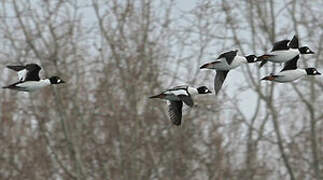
16, 79, 51, 91
269, 49, 299, 63
274, 69, 306, 82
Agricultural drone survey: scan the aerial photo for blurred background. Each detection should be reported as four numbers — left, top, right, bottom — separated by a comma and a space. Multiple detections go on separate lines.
0, 0, 322, 179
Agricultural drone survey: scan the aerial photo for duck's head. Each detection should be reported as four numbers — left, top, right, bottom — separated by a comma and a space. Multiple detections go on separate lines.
245, 55, 258, 63
49, 76, 65, 84
305, 68, 321, 76
197, 86, 212, 94
299, 46, 315, 54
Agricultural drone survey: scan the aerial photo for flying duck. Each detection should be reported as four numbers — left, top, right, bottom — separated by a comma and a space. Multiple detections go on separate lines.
3, 63, 65, 92
200, 50, 258, 94
261, 55, 321, 82
258, 35, 314, 68
149, 85, 212, 126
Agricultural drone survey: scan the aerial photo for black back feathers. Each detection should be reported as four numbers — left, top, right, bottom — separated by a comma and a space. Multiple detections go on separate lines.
271, 40, 290, 51
217, 50, 238, 65
289, 35, 299, 49
280, 55, 300, 72
7, 63, 42, 81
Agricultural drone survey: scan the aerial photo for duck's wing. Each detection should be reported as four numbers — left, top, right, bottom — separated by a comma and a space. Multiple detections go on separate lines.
24, 64, 41, 81
217, 50, 238, 65
6, 63, 41, 81
7, 65, 27, 81
280, 55, 300, 72
6, 65, 26, 71
177, 95, 194, 107
288, 35, 299, 49
168, 101, 183, 126
272, 40, 290, 51
214, 70, 229, 95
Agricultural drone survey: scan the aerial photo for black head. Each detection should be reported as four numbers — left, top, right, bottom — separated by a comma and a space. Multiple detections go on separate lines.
245, 55, 258, 63
305, 68, 321, 75
49, 76, 65, 84
197, 86, 212, 94
299, 46, 315, 54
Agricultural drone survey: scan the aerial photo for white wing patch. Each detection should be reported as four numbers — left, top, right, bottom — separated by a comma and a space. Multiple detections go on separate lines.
187, 87, 198, 95
17, 69, 27, 81
167, 89, 188, 96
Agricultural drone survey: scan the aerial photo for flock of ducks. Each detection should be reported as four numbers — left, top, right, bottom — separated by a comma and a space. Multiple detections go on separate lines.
150, 35, 320, 125
2, 35, 320, 126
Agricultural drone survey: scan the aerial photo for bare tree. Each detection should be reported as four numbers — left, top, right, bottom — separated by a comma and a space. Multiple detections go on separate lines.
0, 0, 322, 179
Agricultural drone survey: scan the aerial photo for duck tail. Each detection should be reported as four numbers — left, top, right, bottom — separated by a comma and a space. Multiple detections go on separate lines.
261, 76, 270, 81
149, 94, 165, 99
257, 54, 274, 68
261, 75, 276, 81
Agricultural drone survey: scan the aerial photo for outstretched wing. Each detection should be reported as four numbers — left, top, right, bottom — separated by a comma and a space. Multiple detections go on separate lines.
178, 95, 194, 107
7, 65, 27, 81
217, 50, 238, 65
24, 64, 41, 81
280, 55, 300, 72
6, 65, 26, 71
168, 101, 183, 126
214, 70, 229, 95
6, 63, 41, 81
288, 35, 299, 49
272, 40, 290, 51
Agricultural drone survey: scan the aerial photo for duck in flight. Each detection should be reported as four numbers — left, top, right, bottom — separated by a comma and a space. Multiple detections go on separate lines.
3, 63, 65, 92
149, 85, 211, 126
200, 50, 258, 95
261, 55, 321, 82
258, 35, 314, 68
